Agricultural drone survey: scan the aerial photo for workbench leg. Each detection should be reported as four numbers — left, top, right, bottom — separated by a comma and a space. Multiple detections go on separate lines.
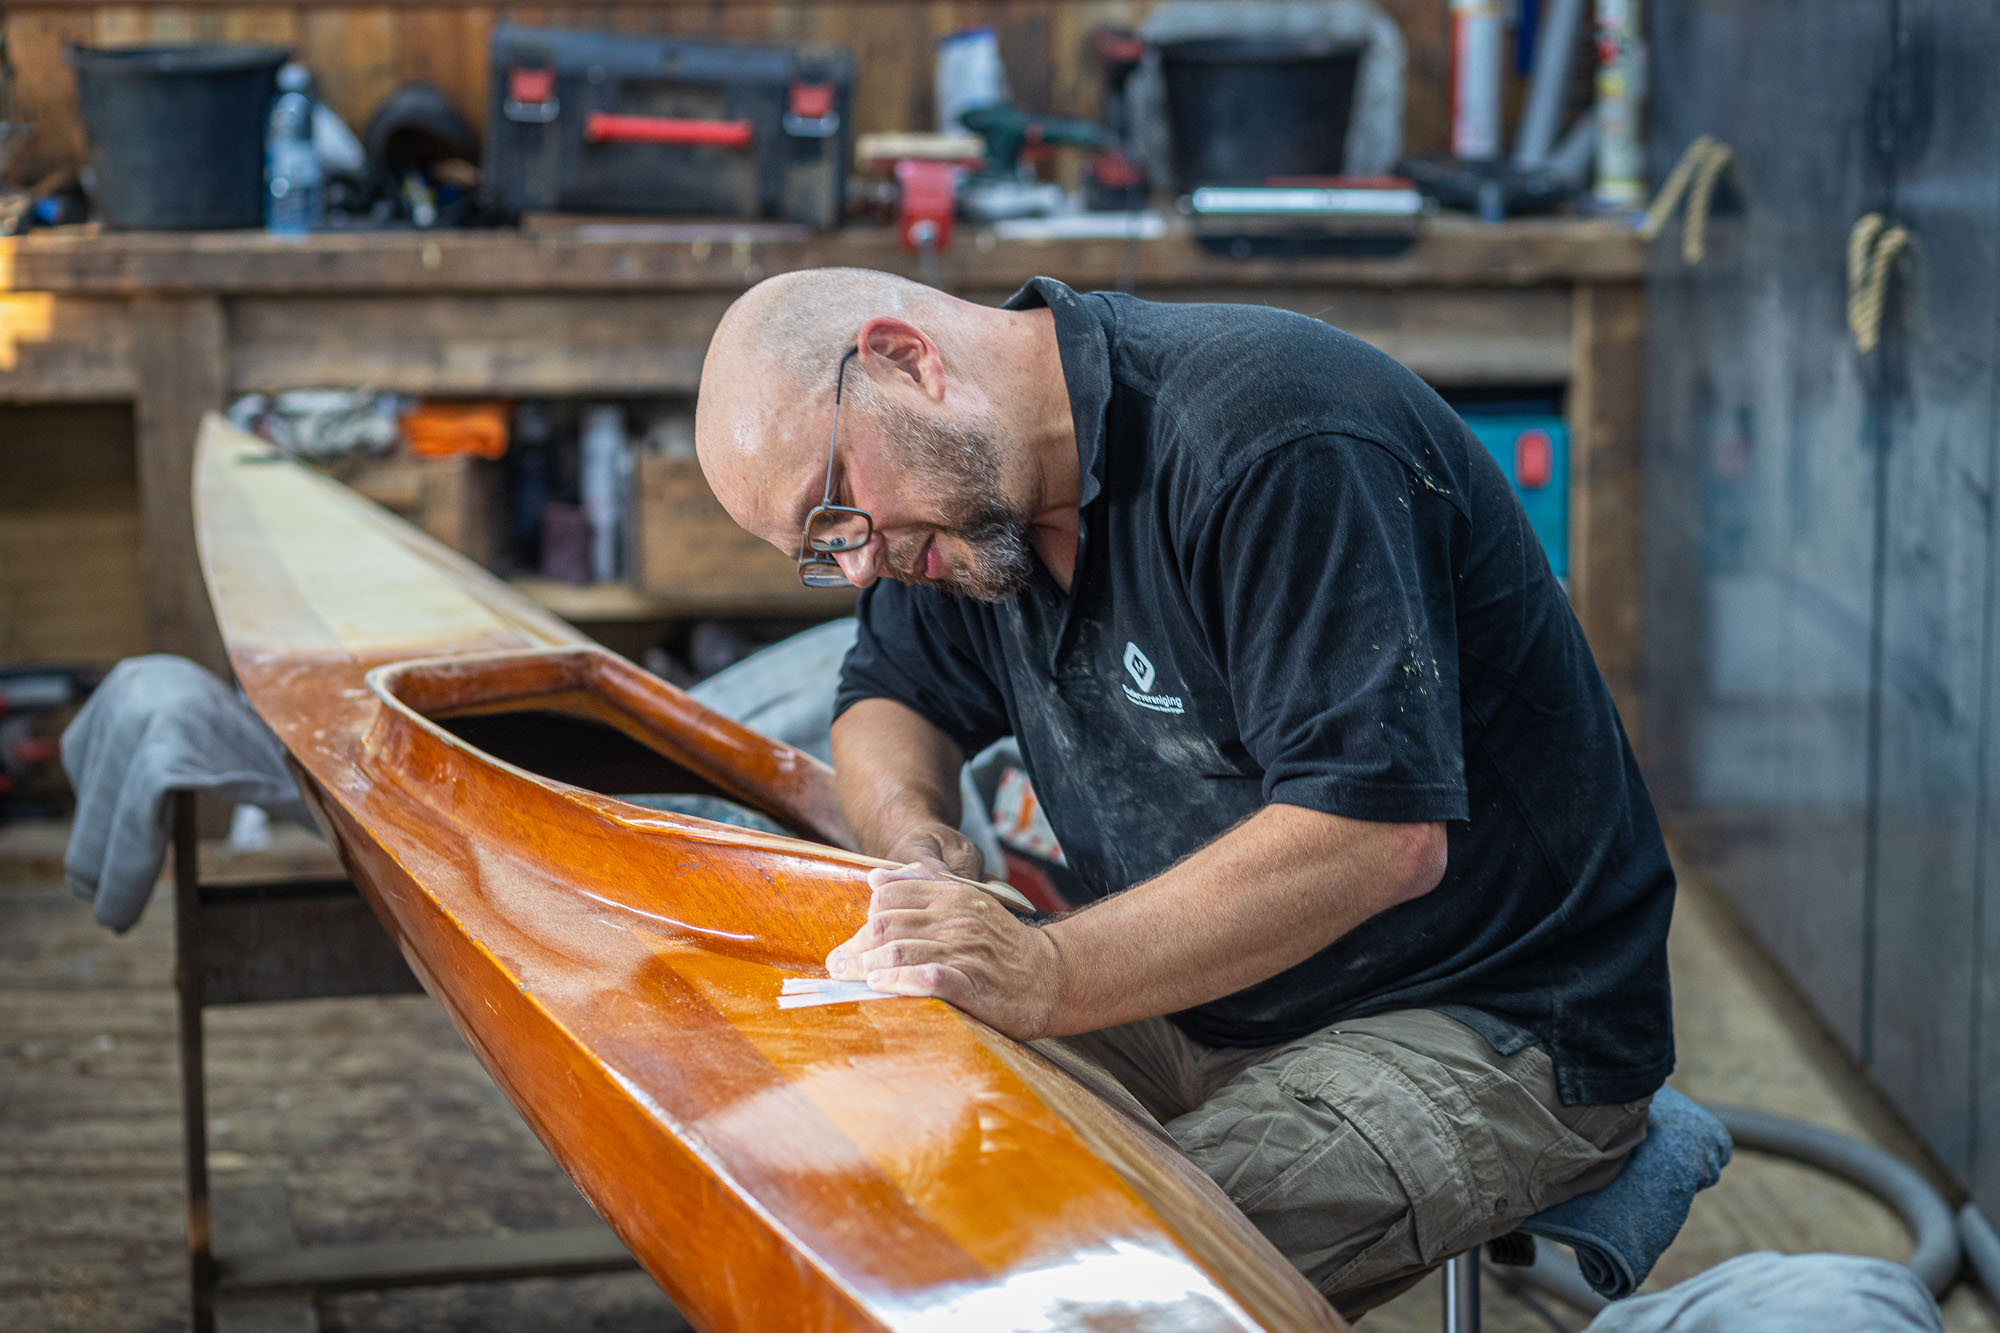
174, 792, 217, 1333
1568, 281, 1648, 758
133, 296, 230, 677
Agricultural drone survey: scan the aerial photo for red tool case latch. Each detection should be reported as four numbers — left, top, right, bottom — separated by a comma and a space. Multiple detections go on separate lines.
503, 66, 560, 123
783, 81, 841, 138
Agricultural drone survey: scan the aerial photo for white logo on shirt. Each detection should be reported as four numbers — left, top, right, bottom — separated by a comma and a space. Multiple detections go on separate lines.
1123, 641, 1156, 691
1121, 641, 1185, 714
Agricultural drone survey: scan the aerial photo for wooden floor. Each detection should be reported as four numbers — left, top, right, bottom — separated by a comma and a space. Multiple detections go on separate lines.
3, 817, 1996, 1332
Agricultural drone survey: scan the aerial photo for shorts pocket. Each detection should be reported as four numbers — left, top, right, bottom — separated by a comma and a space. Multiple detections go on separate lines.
1263, 1045, 1482, 1267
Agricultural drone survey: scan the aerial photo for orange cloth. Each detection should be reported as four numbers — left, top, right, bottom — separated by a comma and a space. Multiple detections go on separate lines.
401, 401, 510, 459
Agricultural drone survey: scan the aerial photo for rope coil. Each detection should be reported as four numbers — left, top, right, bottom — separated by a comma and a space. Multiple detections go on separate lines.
1847, 212, 1911, 355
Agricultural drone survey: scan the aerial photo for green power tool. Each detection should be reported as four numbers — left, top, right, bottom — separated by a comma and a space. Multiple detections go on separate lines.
957, 103, 1111, 221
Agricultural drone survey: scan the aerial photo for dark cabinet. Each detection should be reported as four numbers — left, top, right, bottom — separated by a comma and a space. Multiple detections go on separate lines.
1646, 0, 1999, 1197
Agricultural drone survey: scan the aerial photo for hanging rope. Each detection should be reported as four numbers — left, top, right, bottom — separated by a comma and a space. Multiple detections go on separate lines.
1640, 135, 1735, 265
1679, 143, 1734, 266
1846, 212, 1911, 355
1637, 136, 1714, 238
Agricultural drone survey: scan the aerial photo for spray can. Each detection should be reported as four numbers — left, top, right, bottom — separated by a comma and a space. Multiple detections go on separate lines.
1593, 0, 1645, 207
1451, 0, 1504, 161
580, 405, 626, 583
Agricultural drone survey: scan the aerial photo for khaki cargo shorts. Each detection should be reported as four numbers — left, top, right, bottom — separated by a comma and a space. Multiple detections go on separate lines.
1036, 1008, 1651, 1318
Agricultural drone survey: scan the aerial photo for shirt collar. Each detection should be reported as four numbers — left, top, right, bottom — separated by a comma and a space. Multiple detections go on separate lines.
1001, 276, 1109, 510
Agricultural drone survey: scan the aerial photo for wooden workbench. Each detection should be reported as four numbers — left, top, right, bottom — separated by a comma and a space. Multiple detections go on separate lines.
0, 215, 1646, 733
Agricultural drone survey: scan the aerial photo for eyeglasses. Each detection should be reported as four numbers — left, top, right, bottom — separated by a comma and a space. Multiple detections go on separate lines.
797, 346, 873, 588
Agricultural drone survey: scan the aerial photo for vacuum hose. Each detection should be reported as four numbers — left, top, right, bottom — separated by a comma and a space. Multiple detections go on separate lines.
1711, 1105, 1962, 1295
1959, 1204, 2000, 1306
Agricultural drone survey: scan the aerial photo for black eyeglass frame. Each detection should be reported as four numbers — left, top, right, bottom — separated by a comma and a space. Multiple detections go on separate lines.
796, 346, 873, 588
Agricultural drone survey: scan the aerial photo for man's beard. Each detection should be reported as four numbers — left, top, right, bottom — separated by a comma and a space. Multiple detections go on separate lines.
870, 398, 1035, 602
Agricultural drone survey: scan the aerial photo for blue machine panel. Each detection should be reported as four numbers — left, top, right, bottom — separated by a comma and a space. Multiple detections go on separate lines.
1457, 411, 1569, 578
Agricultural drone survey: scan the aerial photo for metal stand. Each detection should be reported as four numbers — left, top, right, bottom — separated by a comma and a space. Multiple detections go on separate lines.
1441, 1246, 1481, 1333
169, 791, 644, 1332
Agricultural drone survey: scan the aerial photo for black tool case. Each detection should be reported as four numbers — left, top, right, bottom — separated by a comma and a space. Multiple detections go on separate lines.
483, 25, 854, 227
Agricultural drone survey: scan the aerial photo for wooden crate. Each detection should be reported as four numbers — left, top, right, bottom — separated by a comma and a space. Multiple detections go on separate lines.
634, 453, 801, 600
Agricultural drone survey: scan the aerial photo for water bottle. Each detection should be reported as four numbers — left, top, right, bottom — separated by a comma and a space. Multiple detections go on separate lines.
265, 63, 325, 234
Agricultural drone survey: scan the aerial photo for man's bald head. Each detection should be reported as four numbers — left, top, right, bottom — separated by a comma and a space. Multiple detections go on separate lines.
694, 268, 1068, 601
695, 268, 992, 540
710, 267, 941, 392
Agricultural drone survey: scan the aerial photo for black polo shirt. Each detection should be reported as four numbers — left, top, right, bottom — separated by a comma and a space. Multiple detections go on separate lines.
834, 277, 1673, 1106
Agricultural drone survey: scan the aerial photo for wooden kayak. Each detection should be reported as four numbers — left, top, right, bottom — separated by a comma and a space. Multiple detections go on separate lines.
192, 414, 1348, 1332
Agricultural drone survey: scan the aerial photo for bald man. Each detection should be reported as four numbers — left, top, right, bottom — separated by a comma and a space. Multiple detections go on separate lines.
696, 269, 1675, 1316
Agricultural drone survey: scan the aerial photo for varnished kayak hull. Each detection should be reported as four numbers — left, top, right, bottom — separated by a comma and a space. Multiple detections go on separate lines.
192, 414, 1346, 1332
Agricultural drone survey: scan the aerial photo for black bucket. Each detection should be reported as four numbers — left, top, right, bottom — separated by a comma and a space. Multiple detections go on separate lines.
1160, 37, 1363, 188
67, 43, 290, 229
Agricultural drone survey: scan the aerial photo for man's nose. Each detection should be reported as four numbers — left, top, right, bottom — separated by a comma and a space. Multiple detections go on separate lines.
833, 541, 880, 588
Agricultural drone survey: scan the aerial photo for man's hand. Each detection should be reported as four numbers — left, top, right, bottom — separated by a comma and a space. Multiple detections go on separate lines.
827, 862, 1065, 1039
883, 821, 987, 881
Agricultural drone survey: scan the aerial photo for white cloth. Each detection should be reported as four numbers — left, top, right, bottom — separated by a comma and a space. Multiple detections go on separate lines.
61, 655, 312, 932
687, 619, 859, 763
1582, 1252, 1944, 1333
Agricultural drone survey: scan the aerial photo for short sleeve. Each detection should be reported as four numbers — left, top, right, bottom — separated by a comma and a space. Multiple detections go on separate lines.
833, 582, 1013, 758
1191, 435, 1469, 823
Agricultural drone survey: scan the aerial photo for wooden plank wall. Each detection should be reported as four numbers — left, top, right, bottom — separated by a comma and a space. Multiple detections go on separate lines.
0, 403, 146, 664
3, 0, 1451, 187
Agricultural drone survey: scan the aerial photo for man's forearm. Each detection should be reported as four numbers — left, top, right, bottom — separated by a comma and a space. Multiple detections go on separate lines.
1040, 804, 1447, 1036
830, 697, 967, 858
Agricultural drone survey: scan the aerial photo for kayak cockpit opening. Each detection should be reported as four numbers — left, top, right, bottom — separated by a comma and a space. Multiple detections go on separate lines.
364, 647, 854, 847
434, 706, 795, 835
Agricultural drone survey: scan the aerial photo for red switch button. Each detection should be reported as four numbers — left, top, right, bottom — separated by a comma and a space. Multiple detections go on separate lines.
1515, 429, 1554, 489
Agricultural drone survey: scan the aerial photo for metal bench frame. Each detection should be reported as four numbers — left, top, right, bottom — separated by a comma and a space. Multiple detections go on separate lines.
169, 791, 643, 1332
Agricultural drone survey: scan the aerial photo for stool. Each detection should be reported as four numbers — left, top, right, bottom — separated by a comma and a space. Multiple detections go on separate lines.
1440, 1086, 1733, 1332
169, 791, 644, 1332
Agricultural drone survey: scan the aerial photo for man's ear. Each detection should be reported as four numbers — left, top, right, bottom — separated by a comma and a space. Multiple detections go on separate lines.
856, 316, 946, 402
